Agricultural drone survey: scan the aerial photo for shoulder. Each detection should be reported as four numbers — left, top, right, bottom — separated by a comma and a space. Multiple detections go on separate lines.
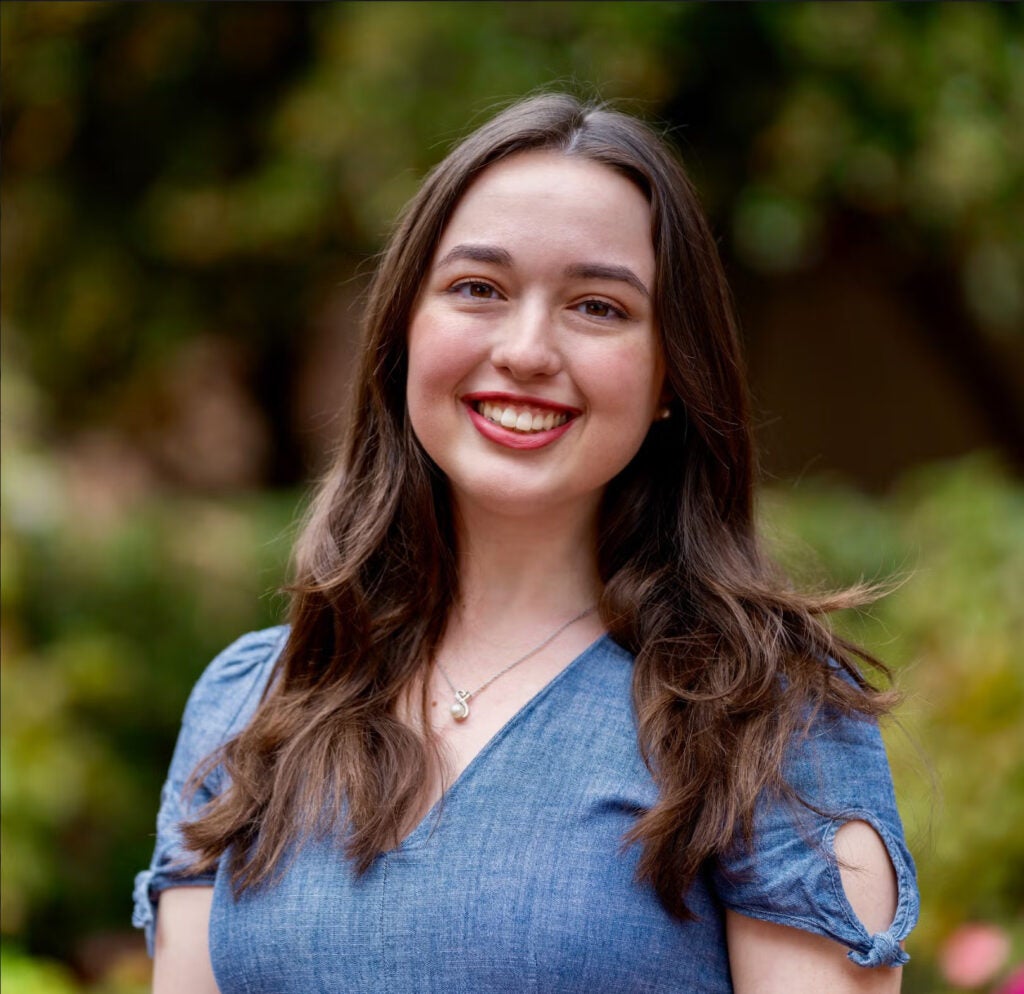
172, 626, 290, 780
182, 626, 289, 727
781, 668, 902, 819
133, 626, 290, 949
715, 697, 919, 969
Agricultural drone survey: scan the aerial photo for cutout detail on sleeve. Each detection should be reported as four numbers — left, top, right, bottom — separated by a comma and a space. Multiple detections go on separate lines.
713, 704, 919, 969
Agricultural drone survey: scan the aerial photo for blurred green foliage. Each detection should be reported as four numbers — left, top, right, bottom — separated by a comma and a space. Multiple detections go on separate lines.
1, 358, 297, 979
2, 2, 1022, 480
2, 946, 82, 994
2, 2, 1023, 992
763, 458, 1024, 991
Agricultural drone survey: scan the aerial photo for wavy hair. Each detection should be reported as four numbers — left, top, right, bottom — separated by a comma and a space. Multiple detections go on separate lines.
183, 93, 895, 918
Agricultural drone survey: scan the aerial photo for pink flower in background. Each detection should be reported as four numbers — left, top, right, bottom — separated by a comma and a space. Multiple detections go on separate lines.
995, 965, 1024, 994
939, 923, 1011, 988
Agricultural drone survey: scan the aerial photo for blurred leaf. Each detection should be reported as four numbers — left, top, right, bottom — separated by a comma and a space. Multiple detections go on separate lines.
0, 945, 79, 994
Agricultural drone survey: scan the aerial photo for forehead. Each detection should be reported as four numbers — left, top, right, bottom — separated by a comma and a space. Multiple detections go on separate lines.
433, 151, 654, 276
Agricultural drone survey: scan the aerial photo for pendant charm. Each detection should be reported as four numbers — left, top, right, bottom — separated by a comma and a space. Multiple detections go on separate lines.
450, 690, 471, 722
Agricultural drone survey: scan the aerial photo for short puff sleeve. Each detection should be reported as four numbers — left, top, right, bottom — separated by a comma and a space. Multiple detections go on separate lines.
132, 626, 288, 954
713, 703, 919, 968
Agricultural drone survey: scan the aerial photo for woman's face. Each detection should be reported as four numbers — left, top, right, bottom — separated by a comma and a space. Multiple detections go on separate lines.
406, 150, 664, 521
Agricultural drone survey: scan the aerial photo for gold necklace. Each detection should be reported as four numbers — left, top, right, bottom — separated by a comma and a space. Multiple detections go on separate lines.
435, 606, 596, 722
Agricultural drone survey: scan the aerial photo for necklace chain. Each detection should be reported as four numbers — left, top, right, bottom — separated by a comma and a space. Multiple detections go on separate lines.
435, 605, 596, 722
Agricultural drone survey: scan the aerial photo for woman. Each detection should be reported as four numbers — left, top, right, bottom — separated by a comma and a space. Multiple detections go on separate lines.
134, 93, 918, 993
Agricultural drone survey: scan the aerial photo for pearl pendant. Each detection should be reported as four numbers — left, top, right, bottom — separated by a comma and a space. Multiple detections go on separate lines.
450, 690, 471, 722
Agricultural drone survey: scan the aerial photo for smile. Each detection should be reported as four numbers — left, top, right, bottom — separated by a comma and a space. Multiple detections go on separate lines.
475, 401, 571, 434
461, 393, 579, 450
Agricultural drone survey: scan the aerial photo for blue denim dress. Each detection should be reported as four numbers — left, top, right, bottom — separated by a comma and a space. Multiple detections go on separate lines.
134, 627, 918, 992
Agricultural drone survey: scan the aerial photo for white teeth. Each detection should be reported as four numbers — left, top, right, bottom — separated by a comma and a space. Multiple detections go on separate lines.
476, 401, 569, 434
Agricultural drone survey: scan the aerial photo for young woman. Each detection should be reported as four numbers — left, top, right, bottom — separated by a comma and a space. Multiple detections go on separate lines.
134, 93, 918, 993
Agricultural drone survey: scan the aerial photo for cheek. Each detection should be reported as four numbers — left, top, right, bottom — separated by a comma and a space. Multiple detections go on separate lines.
407, 304, 485, 379
405, 309, 478, 446
585, 340, 664, 420
407, 313, 454, 403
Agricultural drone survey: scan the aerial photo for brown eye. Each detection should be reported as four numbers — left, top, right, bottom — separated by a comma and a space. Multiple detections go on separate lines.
578, 299, 626, 320
451, 281, 499, 300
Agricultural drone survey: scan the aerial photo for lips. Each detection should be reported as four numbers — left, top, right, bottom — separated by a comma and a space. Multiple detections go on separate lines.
461, 392, 580, 450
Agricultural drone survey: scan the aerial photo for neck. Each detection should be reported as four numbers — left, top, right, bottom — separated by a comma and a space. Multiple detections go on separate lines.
451, 497, 603, 632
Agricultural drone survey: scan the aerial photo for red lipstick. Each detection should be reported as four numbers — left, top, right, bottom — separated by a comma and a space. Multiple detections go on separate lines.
461, 393, 580, 450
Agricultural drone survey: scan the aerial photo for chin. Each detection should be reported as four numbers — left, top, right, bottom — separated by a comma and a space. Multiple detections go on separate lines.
450, 477, 601, 523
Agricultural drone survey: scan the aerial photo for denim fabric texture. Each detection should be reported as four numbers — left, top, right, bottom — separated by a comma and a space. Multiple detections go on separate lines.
134, 627, 919, 992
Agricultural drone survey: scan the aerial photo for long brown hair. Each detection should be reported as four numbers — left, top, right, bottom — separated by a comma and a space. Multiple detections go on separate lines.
183, 93, 895, 918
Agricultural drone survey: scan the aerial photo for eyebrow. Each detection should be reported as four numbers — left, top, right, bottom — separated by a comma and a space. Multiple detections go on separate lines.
435, 244, 513, 268
564, 262, 650, 299
435, 243, 651, 299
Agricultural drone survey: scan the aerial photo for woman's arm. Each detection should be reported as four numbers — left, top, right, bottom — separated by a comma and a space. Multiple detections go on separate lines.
152, 886, 219, 994
727, 820, 901, 994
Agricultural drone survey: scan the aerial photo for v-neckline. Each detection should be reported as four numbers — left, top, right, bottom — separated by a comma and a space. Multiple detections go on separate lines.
394, 632, 611, 852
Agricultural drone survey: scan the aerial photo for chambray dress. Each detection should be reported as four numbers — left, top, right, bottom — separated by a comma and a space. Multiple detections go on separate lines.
134, 627, 918, 993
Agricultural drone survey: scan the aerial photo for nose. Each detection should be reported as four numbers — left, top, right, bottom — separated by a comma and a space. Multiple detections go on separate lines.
490, 300, 562, 380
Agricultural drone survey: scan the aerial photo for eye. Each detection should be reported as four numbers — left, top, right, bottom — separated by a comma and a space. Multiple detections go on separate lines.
451, 280, 501, 300
576, 299, 627, 320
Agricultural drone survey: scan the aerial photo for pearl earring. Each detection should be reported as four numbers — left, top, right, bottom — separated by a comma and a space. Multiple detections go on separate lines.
656, 406, 672, 421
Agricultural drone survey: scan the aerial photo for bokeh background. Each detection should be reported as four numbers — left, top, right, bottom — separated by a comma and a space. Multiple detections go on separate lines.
2, 3, 1022, 992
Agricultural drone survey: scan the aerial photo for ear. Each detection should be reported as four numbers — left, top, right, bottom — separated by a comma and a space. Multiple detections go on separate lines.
652, 384, 675, 423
